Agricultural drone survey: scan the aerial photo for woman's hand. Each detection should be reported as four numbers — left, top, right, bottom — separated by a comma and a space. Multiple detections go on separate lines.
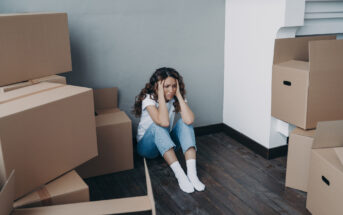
176, 80, 182, 98
157, 80, 165, 97
147, 79, 169, 127
175, 79, 194, 124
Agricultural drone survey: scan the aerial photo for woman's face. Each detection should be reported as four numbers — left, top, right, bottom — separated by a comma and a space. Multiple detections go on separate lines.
163, 77, 177, 101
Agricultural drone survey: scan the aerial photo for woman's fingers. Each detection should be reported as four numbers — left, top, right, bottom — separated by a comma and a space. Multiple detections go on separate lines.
157, 80, 164, 95
176, 80, 181, 95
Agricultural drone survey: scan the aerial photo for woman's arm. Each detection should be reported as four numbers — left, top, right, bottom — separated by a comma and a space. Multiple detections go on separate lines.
146, 80, 170, 127
176, 80, 194, 125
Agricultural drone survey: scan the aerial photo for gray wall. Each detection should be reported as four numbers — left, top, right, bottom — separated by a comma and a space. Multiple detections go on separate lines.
0, 0, 225, 133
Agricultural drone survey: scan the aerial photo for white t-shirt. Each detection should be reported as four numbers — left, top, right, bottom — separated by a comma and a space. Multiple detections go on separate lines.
137, 94, 176, 142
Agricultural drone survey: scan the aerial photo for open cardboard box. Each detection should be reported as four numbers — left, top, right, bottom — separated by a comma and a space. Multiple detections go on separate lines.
306, 120, 343, 215
0, 13, 71, 87
0, 159, 155, 215
0, 82, 97, 199
271, 35, 343, 129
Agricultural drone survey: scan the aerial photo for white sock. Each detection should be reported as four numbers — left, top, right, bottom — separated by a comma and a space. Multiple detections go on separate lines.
186, 159, 205, 191
170, 161, 194, 193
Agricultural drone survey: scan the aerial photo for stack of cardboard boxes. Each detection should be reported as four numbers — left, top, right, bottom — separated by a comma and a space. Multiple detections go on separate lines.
0, 12, 154, 214
76, 87, 134, 179
271, 35, 343, 214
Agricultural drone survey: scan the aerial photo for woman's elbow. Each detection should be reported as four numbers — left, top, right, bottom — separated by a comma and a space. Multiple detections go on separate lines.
183, 119, 194, 125
158, 121, 170, 128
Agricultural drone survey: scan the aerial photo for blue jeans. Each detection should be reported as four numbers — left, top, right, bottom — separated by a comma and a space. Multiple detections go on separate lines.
137, 119, 197, 159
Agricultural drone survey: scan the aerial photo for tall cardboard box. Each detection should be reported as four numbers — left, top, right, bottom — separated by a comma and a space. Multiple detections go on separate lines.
0, 82, 97, 199
285, 128, 315, 192
76, 111, 134, 178
14, 171, 89, 208
0, 75, 67, 93
0, 159, 155, 215
0, 13, 71, 86
306, 120, 343, 215
271, 35, 343, 129
93, 87, 120, 115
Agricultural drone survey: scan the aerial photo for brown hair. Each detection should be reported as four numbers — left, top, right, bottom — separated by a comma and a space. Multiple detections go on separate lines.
132, 67, 186, 117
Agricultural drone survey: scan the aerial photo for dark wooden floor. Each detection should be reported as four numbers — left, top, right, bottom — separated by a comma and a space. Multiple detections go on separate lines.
84, 132, 310, 215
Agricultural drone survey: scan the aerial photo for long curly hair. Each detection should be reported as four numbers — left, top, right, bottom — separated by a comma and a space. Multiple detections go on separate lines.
133, 67, 186, 118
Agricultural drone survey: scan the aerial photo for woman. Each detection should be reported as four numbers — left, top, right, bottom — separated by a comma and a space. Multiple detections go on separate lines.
133, 67, 205, 193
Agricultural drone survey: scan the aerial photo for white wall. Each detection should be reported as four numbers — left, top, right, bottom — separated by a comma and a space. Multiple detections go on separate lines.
224, 0, 305, 148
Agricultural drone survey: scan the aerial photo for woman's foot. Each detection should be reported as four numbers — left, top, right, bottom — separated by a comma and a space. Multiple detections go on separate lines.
170, 161, 194, 193
186, 159, 205, 191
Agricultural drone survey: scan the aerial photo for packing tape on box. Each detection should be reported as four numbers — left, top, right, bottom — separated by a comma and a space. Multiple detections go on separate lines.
0, 84, 64, 105
30, 79, 38, 84
0, 83, 30, 93
37, 186, 53, 206
0, 81, 34, 94
0, 76, 66, 93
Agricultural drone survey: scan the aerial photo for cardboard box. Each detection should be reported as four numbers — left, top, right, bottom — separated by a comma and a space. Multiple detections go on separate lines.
76, 111, 134, 178
93, 87, 118, 115
0, 13, 71, 87
0, 159, 155, 215
14, 171, 89, 208
95, 108, 120, 115
0, 82, 97, 199
0, 75, 66, 93
285, 128, 315, 192
306, 120, 343, 215
271, 35, 343, 129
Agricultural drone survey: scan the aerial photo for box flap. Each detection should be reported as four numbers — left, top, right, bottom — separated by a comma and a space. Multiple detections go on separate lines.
334, 147, 343, 167
309, 39, 343, 73
13, 170, 88, 208
292, 127, 316, 139
273, 35, 336, 65
12, 196, 151, 215
306, 39, 343, 128
313, 148, 343, 174
0, 170, 15, 215
95, 108, 120, 116
144, 159, 155, 215
274, 60, 309, 72
312, 120, 343, 149
93, 88, 118, 110
96, 111, 131, 127
46, 171, 87, 198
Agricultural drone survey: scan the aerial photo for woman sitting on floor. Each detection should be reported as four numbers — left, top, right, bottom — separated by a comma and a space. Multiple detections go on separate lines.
133, 67, 205, 193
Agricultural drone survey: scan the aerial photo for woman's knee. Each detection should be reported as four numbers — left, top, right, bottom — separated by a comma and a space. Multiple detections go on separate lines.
151, 123, 170, 133
176, 118, 194, 129
175, 119, 195, 138
137, 145, 160, 159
